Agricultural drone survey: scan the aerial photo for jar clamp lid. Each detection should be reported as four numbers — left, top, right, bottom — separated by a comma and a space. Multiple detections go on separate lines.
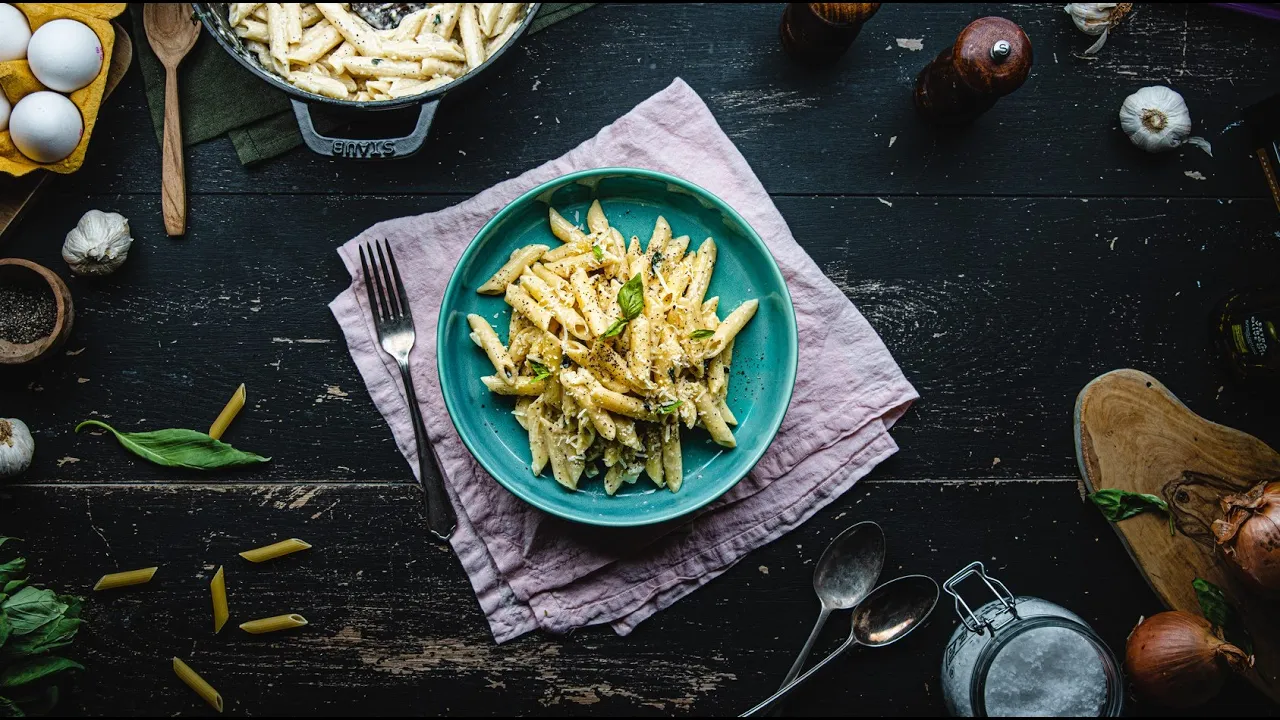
941, 562, 1124, 717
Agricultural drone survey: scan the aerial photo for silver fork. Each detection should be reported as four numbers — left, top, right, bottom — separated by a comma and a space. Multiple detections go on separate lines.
358, 239, 456, 540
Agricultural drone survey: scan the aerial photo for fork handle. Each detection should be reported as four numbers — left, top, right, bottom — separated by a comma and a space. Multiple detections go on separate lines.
397, 360, 456, 540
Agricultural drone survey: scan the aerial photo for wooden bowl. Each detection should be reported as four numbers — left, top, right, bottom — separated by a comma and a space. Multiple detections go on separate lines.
0, 257, 73, 364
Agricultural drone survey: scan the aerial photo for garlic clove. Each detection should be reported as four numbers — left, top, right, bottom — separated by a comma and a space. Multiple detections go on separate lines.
62, 209, 133, 276
0, 417, 35, 479
1119, 85, 1193, 153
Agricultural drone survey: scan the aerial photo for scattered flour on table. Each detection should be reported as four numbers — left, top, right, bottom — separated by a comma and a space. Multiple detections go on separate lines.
896, 38, 924, 51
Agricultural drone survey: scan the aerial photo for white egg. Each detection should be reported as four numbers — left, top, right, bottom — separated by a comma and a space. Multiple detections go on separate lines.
27, 19, 102, 93
9, 91, 82, 162
0, 4, 31, 62
0, 91, 9, 132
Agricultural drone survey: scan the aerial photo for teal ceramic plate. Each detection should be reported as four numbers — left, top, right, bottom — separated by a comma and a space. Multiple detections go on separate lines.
437, 168, 798, 527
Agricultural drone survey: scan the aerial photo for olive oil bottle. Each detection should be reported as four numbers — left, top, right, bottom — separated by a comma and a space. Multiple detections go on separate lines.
1214, 288, 1280, 383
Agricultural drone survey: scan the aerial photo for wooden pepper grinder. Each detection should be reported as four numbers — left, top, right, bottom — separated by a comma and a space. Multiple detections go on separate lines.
914, 17, 1032, 125
780, 3, 881, 65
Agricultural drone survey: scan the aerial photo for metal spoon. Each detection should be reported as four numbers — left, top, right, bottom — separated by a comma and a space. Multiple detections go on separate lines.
779, 522, 886, 692
741, 574, 940, 717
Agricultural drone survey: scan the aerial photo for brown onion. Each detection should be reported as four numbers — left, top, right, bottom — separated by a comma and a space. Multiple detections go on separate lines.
1125, 611, 1252, 708
1213, 480, 1280, 596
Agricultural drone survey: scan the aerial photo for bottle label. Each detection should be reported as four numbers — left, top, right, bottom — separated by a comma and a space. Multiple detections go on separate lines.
1233, 315, 1277, 360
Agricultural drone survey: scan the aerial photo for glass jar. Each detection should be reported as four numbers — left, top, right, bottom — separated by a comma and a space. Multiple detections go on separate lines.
940, 562, 1125, 717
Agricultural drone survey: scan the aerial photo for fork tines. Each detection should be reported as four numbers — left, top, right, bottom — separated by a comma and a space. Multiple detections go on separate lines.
358, 239, 413, 324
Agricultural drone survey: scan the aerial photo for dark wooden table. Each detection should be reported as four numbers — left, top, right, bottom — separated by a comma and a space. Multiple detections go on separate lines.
2, 3, 1279, 716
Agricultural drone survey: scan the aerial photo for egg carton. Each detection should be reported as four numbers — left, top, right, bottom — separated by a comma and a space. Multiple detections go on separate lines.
0, 3, 125, 177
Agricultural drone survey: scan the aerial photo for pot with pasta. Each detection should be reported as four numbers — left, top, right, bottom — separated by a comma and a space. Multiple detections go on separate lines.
194, 3, 539, 158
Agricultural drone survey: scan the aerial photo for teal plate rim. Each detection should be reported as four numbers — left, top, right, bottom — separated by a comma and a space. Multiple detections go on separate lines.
436, 167, 799, 527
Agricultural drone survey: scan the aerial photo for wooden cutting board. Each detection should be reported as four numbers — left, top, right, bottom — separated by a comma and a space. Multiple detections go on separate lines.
0, 21, 132, 245
1075, 368, 1280, 703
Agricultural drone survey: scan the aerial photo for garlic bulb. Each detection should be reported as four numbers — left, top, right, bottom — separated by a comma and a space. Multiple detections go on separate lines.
1120, 86, 1192, 153
62, 209, 133, 276
1064, 3, 1132, 55
0, 418, 34, 480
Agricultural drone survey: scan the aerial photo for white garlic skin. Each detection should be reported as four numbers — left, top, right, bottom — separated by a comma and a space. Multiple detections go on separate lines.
0, 418, 34, 480
1120, 86, 1192, 153
62, 209, 133, 276
1064, 3, 1122, 35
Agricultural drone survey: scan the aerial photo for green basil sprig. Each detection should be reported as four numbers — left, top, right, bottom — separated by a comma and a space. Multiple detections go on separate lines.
0, 537, 83, 716
75, 420, 270, 470
690, 329, 714, 340
529, 360, 552, 381
1089, 488, 1174, 536
592, 245, 604, 261
602, 273, 645, 338
658, 400, 683, 415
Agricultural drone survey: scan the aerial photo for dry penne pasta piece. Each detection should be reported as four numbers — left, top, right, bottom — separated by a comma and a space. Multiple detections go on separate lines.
208, 383, 246, 440
173, 658, 224, 713
239, 613, 309, 634
211, 566, 229, 634
239, 538, 311, 563
93, 566, 158, 591
315, 3, 383, 56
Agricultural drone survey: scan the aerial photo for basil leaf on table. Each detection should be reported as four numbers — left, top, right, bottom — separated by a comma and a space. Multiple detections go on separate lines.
0, 656, 82, 688
75, 420, 270, 470
1193, 577, 1253, 654
1088, 488, 1174, 535
2, 588, 66, 636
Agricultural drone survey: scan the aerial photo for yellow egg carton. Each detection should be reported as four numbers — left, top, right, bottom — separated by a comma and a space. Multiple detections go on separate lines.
0, 3, 126, 176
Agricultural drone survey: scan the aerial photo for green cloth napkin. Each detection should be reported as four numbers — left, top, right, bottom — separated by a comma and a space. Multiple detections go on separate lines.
132, 3, 595, 165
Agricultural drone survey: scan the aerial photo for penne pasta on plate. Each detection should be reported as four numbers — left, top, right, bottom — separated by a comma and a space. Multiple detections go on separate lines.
470, 202, 758, 496
229, 3, 530, 101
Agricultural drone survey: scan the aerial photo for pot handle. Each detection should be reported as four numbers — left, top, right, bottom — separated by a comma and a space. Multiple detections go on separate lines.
290, 98, 439, 159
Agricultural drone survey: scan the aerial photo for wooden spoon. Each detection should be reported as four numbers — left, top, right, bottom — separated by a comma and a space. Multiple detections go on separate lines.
143, 3, 201, 237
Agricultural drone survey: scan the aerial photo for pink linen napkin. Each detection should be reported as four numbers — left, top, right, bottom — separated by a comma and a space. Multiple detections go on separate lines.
329, 78, 918, 643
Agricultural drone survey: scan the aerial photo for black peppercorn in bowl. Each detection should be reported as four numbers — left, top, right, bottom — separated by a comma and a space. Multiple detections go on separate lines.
0, 258, 73, 365
193, 3, 540, 159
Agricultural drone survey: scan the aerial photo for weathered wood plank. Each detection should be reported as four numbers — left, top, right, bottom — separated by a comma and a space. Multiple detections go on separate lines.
60, 3, 1280, 199
0, 479, 1270, 716
2, 194, 1277, 484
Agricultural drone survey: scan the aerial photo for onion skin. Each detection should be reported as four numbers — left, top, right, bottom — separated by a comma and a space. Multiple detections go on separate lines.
1125, 611, 1251, 708
1213, 480, 1280, 597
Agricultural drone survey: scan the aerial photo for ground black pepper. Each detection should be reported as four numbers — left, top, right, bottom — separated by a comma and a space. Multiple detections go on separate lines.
0, 283, 56, 344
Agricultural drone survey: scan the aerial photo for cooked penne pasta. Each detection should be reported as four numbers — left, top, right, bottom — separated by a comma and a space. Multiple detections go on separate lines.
469, 207, 759, 495
236, 4, 527, 101
208, 383, 247, 440
173, 658, 223, 713
239, 613, 309, 634
211, 566, 230, 633
93, 566, 158, 591
239, 538, 311, 563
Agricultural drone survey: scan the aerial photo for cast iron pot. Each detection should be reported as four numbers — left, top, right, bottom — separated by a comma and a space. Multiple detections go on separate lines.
193, 3, 539, 159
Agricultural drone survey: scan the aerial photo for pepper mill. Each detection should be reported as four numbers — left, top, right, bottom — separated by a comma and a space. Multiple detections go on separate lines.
780, 3, 881, 65
914, 16, 1032, 125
